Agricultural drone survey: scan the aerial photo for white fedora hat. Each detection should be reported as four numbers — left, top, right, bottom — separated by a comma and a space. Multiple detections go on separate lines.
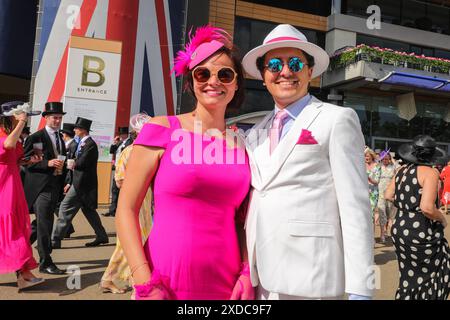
242, 24, 330, 80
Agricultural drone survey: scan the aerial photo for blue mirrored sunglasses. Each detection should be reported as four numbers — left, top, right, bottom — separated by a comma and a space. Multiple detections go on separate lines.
265, 57, 308, 73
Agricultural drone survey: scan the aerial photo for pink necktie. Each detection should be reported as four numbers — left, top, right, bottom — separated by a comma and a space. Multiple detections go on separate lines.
270, 109, 288, 154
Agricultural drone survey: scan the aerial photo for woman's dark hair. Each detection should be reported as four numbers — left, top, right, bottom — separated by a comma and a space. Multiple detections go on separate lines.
256, 49, 315, 75
0, 116, 12, 134
184, 46, 245, 111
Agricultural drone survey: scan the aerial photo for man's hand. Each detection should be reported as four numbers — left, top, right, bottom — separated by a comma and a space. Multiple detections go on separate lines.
20, 154, 42, 165
64, 184, 71, 194
48, 159, 64, 169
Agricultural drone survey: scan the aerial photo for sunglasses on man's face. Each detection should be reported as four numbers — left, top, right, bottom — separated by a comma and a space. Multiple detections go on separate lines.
265, 57, 308, 73
192, 66, 237, 85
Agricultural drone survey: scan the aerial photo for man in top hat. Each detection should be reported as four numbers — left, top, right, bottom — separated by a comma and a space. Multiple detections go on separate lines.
20, 126, 31, 146
23, 101, 67, 274
242, 24, 374, 299
55, 122, 78, 238
104, 126, 134, 217
52, 117, 109, 248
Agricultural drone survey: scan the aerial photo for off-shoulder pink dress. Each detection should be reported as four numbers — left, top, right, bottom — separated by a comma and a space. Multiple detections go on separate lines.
134, 116, 250, 299
0, 129, 38, 274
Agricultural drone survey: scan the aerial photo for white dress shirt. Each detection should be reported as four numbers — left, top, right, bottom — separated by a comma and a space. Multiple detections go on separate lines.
45, 125, 63, 156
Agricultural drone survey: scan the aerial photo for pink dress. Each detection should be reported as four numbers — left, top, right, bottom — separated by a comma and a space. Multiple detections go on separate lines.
0, 130, 38, 274
134, 116, 250, 299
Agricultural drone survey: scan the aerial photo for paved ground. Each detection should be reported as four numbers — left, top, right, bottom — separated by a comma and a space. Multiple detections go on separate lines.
1, 207, 449, 300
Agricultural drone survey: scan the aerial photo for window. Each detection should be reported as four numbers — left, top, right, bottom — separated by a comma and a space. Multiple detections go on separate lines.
401, 0, 428, 30
357, 34, 410, 52
344, 0, 450, 35
343, 92, 450, 147
377, 0, 401, 24
343, 93, 372, 143
427, 5, 450, 34
435, 49, 450, 60
344, 0, 374, 18
243, 0, 332, 16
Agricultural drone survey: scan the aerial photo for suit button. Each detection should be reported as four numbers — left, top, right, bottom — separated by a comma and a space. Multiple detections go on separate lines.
260, 191, 266, 197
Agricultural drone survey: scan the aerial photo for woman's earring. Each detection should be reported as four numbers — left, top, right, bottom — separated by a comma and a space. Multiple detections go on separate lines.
262, 82, 266, 86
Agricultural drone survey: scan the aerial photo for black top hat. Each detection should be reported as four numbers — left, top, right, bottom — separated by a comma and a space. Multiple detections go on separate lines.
397, 135, 447, 166
74, 117, 92, 132
61, 123, 76, 137
1, 101, 41, 117
42, 102, 66, 116
118, 127, 129, 135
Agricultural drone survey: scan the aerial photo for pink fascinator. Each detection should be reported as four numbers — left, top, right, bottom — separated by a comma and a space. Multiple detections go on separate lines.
172, 25, 232, 76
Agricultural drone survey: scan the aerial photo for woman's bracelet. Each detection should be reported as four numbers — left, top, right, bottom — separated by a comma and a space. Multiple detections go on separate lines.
130, 261, 149, 277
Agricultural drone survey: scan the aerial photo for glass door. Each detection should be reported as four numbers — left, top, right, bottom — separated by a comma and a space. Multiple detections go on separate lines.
372, 136, 450, 157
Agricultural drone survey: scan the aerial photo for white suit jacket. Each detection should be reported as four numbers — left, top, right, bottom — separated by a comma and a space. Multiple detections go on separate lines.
245, 96, 374, 298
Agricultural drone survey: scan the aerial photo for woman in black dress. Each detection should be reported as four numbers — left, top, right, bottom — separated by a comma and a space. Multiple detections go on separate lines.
385, 135, 449, 300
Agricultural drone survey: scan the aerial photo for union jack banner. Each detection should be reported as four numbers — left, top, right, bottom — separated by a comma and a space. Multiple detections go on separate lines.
30, 0, 186, 131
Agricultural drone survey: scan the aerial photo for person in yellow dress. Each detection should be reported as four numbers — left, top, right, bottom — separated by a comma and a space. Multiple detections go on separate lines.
100, 113, 153, 294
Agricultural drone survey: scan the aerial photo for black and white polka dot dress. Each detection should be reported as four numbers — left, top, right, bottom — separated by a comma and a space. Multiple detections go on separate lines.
392, 164, 450, 300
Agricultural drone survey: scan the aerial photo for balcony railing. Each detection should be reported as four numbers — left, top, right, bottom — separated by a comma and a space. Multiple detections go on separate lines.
329, 44, 450, 75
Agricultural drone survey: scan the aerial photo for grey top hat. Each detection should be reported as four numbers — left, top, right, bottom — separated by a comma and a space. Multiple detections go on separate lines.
397, 135, 447, 166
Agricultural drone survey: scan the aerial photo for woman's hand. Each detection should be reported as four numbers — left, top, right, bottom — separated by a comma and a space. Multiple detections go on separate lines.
133, 286, 167, 300
14, 112, 28, 123
230, 274, 255, 300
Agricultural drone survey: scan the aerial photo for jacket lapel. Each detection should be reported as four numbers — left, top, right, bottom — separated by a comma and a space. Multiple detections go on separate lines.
245, 111, 274, 188
260, 97, 323, 189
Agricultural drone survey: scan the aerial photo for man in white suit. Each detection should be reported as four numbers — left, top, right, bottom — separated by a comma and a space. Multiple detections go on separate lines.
242, 24, 374, 300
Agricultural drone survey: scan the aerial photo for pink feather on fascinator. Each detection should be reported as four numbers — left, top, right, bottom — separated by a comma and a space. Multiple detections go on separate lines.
172, 25, 232, 76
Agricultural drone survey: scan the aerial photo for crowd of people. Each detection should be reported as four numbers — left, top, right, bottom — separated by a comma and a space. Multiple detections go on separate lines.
1, 23, 449, 300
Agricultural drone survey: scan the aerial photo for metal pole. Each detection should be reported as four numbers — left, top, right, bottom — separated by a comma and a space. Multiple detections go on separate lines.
176, 0, 189, 115
331, 0, 342, 15
29, 0, 43, 108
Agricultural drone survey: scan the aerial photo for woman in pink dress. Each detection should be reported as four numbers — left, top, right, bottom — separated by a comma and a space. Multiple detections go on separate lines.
116, 26, 253, 300
0, 101, 44, 290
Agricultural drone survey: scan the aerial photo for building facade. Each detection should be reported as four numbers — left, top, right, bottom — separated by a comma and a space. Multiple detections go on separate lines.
206, 0, 450, 155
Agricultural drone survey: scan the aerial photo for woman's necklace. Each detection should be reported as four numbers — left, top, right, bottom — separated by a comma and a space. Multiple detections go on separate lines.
191, 111, 231, 136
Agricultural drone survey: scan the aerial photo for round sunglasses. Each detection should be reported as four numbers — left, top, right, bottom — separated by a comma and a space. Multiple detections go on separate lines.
192, 66, 237, 85
265, 57, 308, 73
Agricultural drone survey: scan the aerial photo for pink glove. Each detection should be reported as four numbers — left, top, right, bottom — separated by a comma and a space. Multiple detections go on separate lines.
230, 263, 255, 300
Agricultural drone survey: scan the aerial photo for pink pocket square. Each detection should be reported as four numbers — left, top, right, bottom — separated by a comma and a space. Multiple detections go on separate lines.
297, 129, 318, 145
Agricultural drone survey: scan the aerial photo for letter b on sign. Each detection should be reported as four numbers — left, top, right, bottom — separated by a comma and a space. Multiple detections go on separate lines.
82, 56, 105, 87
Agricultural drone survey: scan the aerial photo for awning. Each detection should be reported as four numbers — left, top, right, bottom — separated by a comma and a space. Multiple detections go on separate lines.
379, 71, 450, 91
